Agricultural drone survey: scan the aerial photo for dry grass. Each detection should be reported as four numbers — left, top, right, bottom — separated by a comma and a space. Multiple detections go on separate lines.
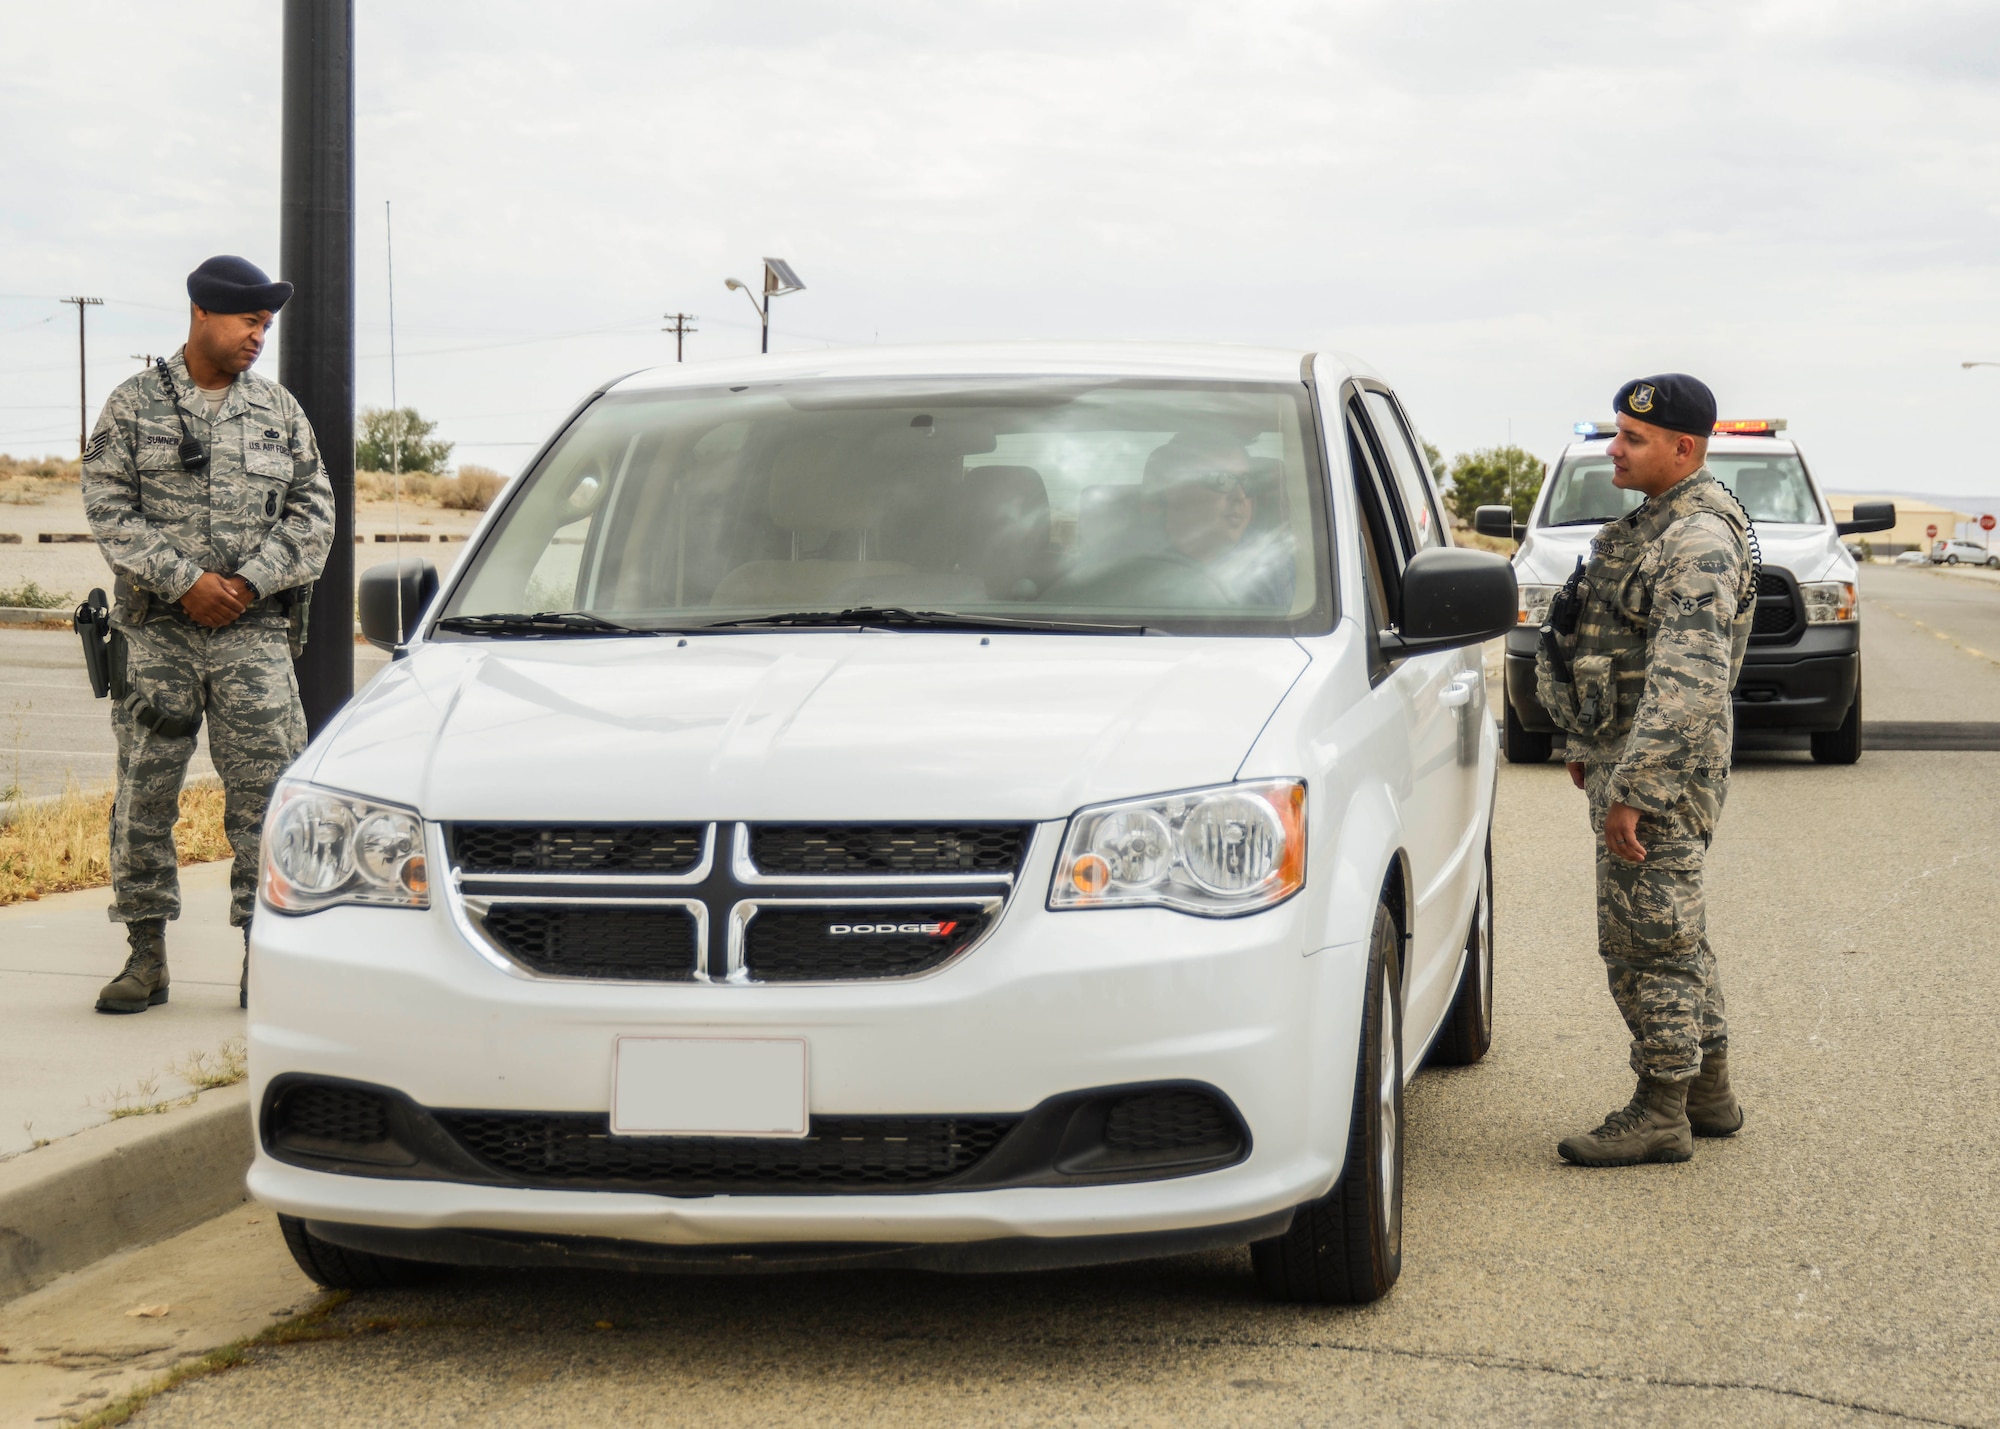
355, 464, 507, 511
0, 452, 80, 506
0, 781, 231, 906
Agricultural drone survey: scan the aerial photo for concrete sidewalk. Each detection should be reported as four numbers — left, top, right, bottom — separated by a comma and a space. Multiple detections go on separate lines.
0, 860, 247, 1159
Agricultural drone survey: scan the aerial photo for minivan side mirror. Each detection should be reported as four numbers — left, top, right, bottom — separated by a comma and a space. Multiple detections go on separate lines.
358, 558, 440, 653
1380, 547, 1518, 656
1473, 505, 1526, 542
1836, 501, 1895, 536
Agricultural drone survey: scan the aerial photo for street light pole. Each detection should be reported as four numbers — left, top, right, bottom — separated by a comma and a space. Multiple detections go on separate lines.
61, 296, 102, 458
725, 259, 804, 354
1962, 361, 2000, 369
280, 0, 356, 737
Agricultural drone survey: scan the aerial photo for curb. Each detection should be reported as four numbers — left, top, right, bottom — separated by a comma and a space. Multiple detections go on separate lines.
0, 605, 71, 626
0, 1083, 251, 1305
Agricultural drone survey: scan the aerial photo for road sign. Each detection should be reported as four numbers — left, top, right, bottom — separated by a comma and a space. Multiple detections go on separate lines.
1982, 514, 1996, 532
1927, 524, 1939, 538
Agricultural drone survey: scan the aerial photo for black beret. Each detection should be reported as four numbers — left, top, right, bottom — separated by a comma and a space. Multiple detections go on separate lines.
187, 255, 293, 315
1613, 373, 1715, 438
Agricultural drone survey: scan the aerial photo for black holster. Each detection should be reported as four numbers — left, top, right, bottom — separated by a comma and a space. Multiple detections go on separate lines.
74, 589, 112, 698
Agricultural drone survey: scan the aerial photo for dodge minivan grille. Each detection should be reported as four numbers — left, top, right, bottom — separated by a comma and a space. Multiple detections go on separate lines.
451, 824, 706, 874
744, 906, 993, 982
749, 824, 1030, 875
435, 1112, 1016, 1191
479, 906, 698, 981
449, 822, 1025, 985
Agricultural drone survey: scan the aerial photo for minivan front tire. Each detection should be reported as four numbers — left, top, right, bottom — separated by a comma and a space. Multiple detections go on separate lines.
1252, 897, 1404, 1304
279, 1215, 441, 1291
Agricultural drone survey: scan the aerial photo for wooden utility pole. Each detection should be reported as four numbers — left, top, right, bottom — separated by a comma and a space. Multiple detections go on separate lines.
662, 312, 698, 362
61, 297, 102, 458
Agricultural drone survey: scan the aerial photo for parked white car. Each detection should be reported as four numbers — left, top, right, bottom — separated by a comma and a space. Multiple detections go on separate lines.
1933, 539, 1999, 568
249, 344, 1515, 1305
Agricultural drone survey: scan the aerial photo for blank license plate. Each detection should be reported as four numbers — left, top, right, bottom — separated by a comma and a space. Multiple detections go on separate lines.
611, 1036, 809, 1138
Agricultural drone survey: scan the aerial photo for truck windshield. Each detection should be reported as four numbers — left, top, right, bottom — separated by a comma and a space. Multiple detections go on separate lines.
1540, 453, 1823, 527
443, 377, 1333, 635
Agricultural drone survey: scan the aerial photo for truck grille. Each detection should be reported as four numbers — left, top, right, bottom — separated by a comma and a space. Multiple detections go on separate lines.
749, 824, 1029, 875
435, 1112, 1016, 1191
1750, 570, 1801, 643
451, 823, 705, 874
478, 906, 698, 980
744, 906, 993, 982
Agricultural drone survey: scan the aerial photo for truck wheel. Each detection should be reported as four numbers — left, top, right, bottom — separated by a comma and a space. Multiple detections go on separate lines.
1811, 678, 1863, 765
279, 1215, 441, 1291
1430, 833, 1494, 1067
1502, 699, 1552, 764
1252, 898, 1404, 1304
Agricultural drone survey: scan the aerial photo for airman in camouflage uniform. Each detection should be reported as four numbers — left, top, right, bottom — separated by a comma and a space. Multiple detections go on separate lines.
82, 256, 332, 1014
1535, 374, 1754, 1166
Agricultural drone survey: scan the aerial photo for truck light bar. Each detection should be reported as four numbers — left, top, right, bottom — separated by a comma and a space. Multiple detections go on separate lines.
1713, 418, 1787, 434
1574, 417, 1790, 438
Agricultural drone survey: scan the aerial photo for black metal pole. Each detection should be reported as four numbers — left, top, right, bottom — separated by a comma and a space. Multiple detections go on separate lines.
76, 302, 86, 456
279, 0, 355, 736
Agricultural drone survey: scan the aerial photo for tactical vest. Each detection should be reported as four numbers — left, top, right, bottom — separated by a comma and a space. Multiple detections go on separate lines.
1535, 475, 1753, 741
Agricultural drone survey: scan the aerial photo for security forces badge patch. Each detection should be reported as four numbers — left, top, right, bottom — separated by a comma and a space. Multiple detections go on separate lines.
1627, 383, 1656, 415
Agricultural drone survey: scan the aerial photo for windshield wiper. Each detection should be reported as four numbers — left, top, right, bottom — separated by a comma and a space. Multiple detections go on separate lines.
700, 606, 1149, 635
434, 611, 658, 638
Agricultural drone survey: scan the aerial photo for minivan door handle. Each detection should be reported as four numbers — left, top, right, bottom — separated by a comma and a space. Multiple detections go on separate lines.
1440, 675, 1478, 708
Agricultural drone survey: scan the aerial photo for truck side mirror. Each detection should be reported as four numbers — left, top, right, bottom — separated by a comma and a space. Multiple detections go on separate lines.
1836, 501, 1895, 536
358, 558, 439, 653
1473, 505, 1526, 542
1380, 547, 1518, 656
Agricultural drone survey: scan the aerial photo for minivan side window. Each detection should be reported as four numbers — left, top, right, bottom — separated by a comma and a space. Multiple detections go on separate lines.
1362, 389, 1445, 550
1346, 395, 1407, 630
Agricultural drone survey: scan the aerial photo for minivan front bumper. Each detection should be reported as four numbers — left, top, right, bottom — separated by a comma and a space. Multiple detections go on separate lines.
246, 828, 1366, 1264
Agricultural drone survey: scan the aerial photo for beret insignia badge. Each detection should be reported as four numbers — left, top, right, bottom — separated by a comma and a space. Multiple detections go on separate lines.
1628, 384, 1656, 414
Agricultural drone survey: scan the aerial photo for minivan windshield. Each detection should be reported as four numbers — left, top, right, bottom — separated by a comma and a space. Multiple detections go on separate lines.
1539, 452, 1823, 528
443, 378, 1333, 635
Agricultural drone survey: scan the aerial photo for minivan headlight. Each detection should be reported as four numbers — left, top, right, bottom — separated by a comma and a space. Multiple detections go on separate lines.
1049, 779, 1305, 917
261, 782, 430, 914
1801, 581, 1857, 624
1518, 583, 1559, 626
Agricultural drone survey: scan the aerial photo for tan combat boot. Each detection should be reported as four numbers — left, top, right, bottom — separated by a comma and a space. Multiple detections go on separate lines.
96, 919, 170, 1014
1685, 1046, 1744, 1137
1558, 1076, 1694, 1166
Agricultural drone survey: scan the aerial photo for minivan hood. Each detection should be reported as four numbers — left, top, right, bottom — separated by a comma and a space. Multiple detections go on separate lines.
302, 633, 1313, 822
1516, 522, 1850, 584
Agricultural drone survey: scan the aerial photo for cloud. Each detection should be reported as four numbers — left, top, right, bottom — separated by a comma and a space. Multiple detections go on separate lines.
1, 0, 1996, 493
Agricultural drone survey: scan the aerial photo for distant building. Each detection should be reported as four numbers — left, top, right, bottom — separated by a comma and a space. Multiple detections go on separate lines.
1825, 495, 1984, 554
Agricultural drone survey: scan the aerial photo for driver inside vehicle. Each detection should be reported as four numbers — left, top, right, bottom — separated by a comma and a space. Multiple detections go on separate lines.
1144, 432, 1295, 608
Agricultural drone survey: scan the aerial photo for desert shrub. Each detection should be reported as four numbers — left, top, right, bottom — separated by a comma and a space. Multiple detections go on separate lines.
355, 469, 439, 504
0, 580, 70, 609
438, 466, 508, 511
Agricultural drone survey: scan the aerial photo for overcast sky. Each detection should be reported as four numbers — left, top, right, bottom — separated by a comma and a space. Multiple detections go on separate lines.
4, 0, 1998, 502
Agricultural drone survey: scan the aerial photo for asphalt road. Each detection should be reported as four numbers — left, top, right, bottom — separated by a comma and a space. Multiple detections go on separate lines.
73, 566, 2000, 1426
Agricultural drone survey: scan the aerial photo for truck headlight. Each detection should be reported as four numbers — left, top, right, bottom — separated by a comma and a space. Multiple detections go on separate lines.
1049, 779, 1305, 917
1801, 581, 1857, 624
1518, 583, 1558, 626
261, 782, 430, 915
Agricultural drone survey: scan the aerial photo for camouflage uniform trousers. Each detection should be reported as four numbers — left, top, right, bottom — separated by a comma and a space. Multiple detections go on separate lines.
1582, 764, 1729, 1083
109, 615, 305, 929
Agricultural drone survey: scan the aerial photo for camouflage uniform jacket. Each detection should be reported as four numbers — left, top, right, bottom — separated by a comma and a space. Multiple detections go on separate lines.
81, 349, 333, 625
1563, 469, 1753, 813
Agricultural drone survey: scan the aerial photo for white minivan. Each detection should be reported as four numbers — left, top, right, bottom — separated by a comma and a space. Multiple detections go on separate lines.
250, 344, 1515, 1304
